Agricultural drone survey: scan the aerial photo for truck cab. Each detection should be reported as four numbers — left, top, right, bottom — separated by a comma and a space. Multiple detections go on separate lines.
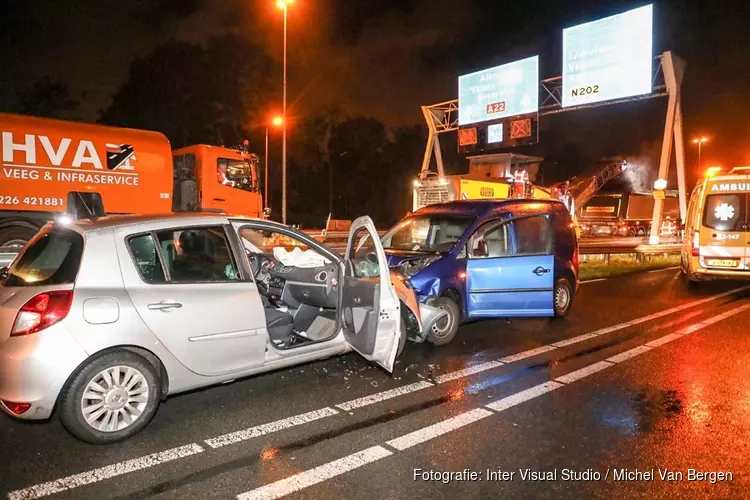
172, 145, 262, 217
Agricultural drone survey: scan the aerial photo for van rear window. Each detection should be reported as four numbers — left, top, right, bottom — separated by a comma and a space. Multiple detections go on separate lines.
4, 228, 84, 286
703, 194, 746, 231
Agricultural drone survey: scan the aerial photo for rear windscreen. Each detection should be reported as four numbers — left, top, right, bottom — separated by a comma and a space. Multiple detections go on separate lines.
703, 194, 747, 231
4, 228, 84, 286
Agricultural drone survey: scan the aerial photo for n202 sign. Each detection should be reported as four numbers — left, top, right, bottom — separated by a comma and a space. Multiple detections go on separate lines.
562, 4, 653, 108
458, 56, 539, 126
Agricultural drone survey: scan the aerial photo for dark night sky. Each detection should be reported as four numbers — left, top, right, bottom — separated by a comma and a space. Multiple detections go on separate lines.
1, 0, 749, 185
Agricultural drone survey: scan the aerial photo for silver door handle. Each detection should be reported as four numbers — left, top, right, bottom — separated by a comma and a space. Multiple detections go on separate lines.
147, 301, 183, 311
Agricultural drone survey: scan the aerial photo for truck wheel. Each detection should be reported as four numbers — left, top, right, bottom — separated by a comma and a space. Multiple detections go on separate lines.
0, 225, 38, 251
427, 296, 460, 346
59, 351, 161, 444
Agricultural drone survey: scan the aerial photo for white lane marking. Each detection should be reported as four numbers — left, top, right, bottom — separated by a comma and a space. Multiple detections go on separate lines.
385, 408, 494, 451
485, 381, 564, 412
499, 345, 557, 363
236, 446, 393, 500
434, 360, 505, 384
580, 278, 606, 283
555, 361, 614, 384
236, 302, 750, 500
645, 333, 683, 348
12, 293, 749, 499
205, 408, 339, 449
7, 443, 204, 500
606, 345, 653, 364
336, 382, 434, 411
551, 333, 600, 347
647, 267, 680, 273
677, 323, 706, 335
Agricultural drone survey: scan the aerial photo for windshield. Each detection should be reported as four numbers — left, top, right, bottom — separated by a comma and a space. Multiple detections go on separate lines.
381, 215, 472, 252
217, 157, 257, 192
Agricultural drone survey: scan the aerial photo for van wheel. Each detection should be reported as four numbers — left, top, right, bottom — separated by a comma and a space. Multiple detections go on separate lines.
59, 351, 161, 444
427, 296, 460, 346
553, 278, 574, 318
0, 225, 38, 251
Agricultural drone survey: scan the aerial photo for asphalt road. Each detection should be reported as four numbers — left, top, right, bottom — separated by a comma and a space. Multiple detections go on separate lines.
2, 270, 749, 499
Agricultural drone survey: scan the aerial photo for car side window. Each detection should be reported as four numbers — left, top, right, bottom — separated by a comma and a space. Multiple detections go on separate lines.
482, 222, 511, 258
128, 234, 167, 284
155, 226, 239, 282
472, 214, 551, 258
511, 215, 551, 255
349, 227, 380, 278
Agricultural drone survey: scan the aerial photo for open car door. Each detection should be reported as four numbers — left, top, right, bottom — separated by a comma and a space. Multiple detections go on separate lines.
342, 216, 402, 372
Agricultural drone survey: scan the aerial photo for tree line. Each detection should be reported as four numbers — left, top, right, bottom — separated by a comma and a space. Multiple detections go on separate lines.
3, 35, 425, 228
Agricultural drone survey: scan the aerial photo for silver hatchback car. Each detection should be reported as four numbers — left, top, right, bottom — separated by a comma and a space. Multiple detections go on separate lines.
0, 213, 446, 444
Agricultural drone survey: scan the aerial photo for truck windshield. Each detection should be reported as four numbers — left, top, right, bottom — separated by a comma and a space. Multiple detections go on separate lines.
381, 215, 472, 253
4, 227, 84, 287
217, 158, 256, 192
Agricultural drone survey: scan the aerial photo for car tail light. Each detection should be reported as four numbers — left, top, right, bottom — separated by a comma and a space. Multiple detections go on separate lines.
11, 291, 73, 337
3, 401, 31, 415
691, 230, 700, 257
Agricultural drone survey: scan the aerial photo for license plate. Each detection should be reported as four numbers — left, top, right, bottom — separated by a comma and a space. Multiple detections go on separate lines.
707, 259, 739, 268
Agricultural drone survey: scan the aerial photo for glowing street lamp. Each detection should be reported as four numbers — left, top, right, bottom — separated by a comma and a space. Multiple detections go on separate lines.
692, 136, 709, 170
264, 115, 284, 213
276, 0, 294, 224
653, 178, 668, 191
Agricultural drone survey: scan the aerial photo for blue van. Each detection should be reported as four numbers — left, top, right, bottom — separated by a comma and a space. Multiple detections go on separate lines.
382, 199, 579, 345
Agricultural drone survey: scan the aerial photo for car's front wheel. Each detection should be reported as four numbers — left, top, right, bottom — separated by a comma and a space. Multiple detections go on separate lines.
59, 351, 161, 444
427, 296, 460, 346
553, 277, 574, 318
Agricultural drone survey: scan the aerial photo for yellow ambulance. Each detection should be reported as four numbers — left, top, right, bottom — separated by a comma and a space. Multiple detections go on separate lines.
682, 166, 750, 284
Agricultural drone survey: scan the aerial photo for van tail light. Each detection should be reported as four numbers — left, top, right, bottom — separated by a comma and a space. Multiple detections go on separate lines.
11, 291, 73, 337
691, 230, 700, 257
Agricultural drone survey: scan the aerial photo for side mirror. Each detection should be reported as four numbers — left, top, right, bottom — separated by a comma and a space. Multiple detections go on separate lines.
473, 240, 489, 258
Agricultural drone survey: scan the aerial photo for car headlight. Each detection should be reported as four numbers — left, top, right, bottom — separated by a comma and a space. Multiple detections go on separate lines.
398, 256, 441, 277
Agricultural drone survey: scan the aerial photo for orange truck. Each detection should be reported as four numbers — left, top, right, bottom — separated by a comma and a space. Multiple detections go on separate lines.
0, 113, 263, 250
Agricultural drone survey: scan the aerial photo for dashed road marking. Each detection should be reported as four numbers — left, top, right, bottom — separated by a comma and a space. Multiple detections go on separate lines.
385, 408, 493, 451
606, 345, 653, 364
236, 446, 393, 500
433, 360, 505, 384
10, 288, 750, 500
645, 333, 683, 348
485, 381, 564, 412
7, 443, 204, 500
205, 408, 339, 449
336, 381, 434, 411
554, 361, 614, 384
235, 301, 750, 500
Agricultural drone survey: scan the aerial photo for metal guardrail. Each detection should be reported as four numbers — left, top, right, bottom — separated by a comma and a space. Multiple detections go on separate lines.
0, 238, 680, 270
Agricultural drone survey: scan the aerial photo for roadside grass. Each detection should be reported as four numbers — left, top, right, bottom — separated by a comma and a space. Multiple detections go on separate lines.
580, 254, 681, 281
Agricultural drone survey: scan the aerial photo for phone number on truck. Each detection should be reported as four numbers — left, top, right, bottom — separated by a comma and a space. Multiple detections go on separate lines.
0, 196, 64, 207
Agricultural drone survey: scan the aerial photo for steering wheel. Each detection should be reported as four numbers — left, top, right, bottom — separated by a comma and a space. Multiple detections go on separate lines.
248, 252, 263, 277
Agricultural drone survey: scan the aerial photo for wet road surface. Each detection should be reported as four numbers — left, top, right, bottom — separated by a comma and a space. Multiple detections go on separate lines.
1, 269, 749, 499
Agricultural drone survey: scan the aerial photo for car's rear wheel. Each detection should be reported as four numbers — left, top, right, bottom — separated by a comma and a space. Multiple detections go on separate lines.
427, 296, 460, 346
553, 277, 574, 318
59, 351, 161, 444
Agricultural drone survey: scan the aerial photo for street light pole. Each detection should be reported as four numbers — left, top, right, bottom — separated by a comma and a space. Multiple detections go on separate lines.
692, 136, 708, 171
281, 3, 288, 225
264, 127, 269, 211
